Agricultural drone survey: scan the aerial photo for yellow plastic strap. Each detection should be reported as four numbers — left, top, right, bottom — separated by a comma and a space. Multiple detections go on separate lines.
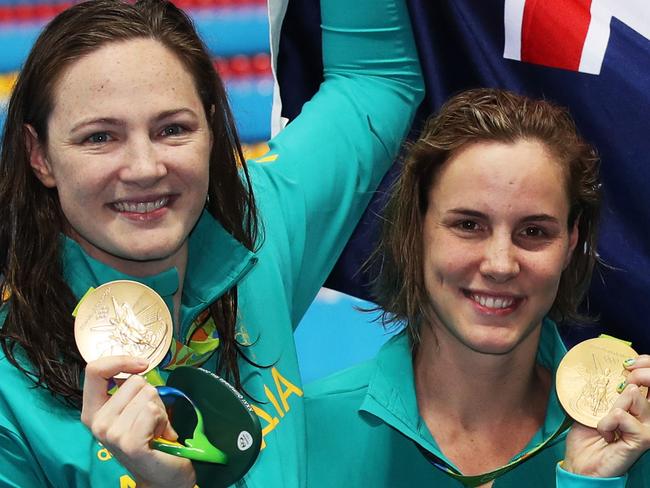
145, 369, 166, 387
72, 287, 96, 317
598, 334, 632, 347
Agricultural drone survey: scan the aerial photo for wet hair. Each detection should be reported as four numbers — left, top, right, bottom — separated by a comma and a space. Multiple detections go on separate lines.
0, 0, 258, 406
372, 88, 601, 345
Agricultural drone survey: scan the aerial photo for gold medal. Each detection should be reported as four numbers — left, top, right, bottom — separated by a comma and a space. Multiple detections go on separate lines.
556, 337, 646, 428
74, 280, 173, 378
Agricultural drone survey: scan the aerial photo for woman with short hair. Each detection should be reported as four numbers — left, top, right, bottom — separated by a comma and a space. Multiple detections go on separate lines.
306, 89, 650, 487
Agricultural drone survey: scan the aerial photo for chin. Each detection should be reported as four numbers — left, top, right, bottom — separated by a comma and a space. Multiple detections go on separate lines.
106, 240, 186, 270
457, 329, 519, 355
468, 342, 520, 356
464, 326, 539, 356
121, 246, 179, 263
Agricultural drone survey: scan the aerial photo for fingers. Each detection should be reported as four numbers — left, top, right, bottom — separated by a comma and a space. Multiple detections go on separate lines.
624, 355, 650, 369
81, 356, 149, 426
111, 393, 168, 454
161, 418, 179, 442
622, 385, 650, 421
115, 383, 177, 443
98, 378, 176, 441
597, 385, 650, 446
624, 355, 650, 394
125, 398, 174, 444
91, 375, 155, 440
597, 384, 635, 442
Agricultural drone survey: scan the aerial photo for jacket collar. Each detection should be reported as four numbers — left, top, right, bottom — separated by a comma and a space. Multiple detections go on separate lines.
359, 318, 568, 466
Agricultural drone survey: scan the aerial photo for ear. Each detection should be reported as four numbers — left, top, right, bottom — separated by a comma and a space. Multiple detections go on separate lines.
25, 124, 57, 188
564, 216, 580, 270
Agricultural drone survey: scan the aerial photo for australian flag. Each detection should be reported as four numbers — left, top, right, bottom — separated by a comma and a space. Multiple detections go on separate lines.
276, 0, 650, 351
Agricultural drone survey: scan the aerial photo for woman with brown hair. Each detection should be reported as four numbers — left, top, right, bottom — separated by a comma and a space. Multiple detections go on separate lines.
306, 88, 650, 487
0, 0, 423, 485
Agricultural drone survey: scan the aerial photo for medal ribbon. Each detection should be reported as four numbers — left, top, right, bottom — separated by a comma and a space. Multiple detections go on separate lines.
160, 309, 221, 370
416, 415, 573, 487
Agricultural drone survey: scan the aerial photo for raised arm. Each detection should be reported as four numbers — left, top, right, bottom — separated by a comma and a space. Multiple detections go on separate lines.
251, 0, 424, 323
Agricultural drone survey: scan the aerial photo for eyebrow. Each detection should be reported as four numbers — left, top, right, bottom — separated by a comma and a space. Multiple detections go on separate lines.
69, 108, 199, 134
154, 108, 199, 121
446, 208, 487, 219
70, 117, 124, 134
446, 208, 560, 224
521, 214, 561, 224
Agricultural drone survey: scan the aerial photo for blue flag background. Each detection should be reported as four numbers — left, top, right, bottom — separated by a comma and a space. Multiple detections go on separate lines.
278, 0, 650, 351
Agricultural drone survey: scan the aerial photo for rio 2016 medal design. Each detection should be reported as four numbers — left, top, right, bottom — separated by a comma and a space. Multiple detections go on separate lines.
556, 337, 646, 428
74, 280, 173, 378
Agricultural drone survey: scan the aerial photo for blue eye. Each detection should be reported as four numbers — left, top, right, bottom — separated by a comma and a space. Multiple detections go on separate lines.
86, 132, 111, 144
162, 125, 185, 136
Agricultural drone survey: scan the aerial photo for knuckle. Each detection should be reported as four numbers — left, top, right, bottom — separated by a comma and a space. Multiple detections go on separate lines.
84, 361, 101, 378
146, 400, 161, 416
612, 407, 627, 421
141, 382, 158, 397
125, 374, 146, 388
103, 425, 122, 447
91, 419, 110, 440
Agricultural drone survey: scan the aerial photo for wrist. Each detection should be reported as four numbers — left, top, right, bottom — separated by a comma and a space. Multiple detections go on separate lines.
560, 458, 602, 478
558, 461, 629, 483
560, 459, 593, 476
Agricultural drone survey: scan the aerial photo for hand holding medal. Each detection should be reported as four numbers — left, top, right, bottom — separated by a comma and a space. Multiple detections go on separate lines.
75, 281, 262, 487
556, 336, 650, 478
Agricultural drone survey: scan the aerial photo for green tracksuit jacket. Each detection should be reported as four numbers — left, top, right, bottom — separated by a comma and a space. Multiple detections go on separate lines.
305, 319, 650, 487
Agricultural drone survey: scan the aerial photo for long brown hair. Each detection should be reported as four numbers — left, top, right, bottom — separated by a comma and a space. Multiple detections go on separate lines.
0, 0, 258, 406
372, 88, 601, 345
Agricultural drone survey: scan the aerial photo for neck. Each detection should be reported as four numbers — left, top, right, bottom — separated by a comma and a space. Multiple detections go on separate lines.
414, 323, 549, 428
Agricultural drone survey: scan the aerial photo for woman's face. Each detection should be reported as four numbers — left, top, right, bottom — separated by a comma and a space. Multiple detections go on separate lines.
28, 38, 211, 276
421, 139, 578, 355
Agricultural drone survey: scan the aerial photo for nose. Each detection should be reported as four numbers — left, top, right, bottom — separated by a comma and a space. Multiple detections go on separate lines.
479, 233, 520, 283
119, 136, 167, 187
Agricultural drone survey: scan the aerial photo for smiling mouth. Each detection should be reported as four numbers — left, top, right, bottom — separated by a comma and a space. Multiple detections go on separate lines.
112, 197, 169, 214
464, 291, 520, 310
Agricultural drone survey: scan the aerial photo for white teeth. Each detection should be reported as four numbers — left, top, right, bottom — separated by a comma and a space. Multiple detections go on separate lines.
114, 197, 168, 213
471, 294, 514, 309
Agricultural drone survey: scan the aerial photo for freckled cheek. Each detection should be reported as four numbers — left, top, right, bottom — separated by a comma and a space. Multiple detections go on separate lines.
424, 250, 470, 289
175, 147, 210, 183
56, 174, 111, 210
526, 260, 565, 296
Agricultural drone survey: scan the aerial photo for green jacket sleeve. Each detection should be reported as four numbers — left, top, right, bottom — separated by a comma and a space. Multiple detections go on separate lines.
556, 463, 628, 487
250, 0, 424, 325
